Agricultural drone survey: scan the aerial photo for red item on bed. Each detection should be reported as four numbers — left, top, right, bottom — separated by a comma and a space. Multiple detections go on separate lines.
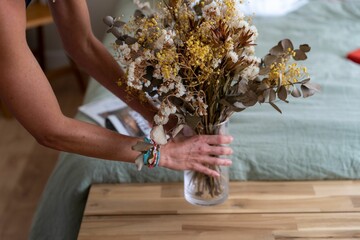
347, 49, 360, 64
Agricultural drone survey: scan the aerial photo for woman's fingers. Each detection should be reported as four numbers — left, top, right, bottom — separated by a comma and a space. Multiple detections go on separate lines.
191, 156, 232, 177
192, 163, 221, 177
189, 155, 232, 167
159, 134, 234, 175
199, 145, 233, 156
198, 135, 234, 145
190, 136, 233, 156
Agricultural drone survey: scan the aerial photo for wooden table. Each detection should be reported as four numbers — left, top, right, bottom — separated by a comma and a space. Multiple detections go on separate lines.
78, 181, 360, 240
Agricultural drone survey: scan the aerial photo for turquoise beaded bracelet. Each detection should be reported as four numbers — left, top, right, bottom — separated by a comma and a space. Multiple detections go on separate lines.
143, 137, 160, 168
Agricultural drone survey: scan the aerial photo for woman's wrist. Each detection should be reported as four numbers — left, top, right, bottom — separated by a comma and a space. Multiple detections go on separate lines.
158, 140, 171, 168
132, 137, 163, 170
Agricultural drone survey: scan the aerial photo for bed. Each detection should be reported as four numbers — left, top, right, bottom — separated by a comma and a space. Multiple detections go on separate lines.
30, 1, 360, 239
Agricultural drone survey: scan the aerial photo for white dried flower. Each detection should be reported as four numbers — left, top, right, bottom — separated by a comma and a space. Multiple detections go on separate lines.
241, 65, 259, 81
154, 114, 169, 125
189, 0, 200, 8
249, 25, 258, 42
232, 20, 249, 30
119, 43, 131, 56
233, 1, 245, 20
153, 64, 162, 79
143, 49, 153, 60
135, 56, 142, 64
244, 46, 255, 55
144, 80, 151, 87
127, 62, 136, 83
168, 82, 175, 90
202, 2, 221, 21
175, 82, 186, 97
127, 61, 142, 90
133, 0, 151, 10
185, 93, 194, 102
154, 29, 175, 49
159, 85, 169, 94
131, 42, 140, 52
228, 51, 239, 63
212, 58, 222, 68
161, 105, 176, 116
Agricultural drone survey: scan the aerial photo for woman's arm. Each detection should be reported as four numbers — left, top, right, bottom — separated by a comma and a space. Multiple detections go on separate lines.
0, 0, 232, 177
0, 0, 143, 163
47, 0, 158, 123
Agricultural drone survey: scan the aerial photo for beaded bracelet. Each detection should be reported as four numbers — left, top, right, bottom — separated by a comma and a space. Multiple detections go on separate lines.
142, 137, 160, 168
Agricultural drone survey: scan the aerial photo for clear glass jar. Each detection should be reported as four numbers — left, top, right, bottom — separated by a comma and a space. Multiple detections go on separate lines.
184, 120, 230, 206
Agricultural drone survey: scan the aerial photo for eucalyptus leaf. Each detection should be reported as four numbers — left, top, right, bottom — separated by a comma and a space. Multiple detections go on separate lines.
277, 85, 288, 101
114, 20, 125, 28
264, 54, 277, 67
269, 102, 282, 114
132, 141, 153, 152
168, 96, 195, 114
243, 91, 258, 107
299, 44, 311, 53
280, 39, 294, 51
109, 28, 122, 38
269, 89, 276, 102
270, 43, 284, 56
175, 113, 186, 124
134, 154, 144, 171
300, 78, 311, 84
219, 99, 245, 112
185, 114, 201, 131
301, 82, 321, 98
293, 50, 307, 61
125, 36, 138, 45
258, 94, 265, 103
303, 82, 321, 91
150, 125, 167, 145
115, 39, 124, 45
259, 66, 270, 75
291, 86, 301, 98
171, 124, 185, 138
301, 83, 320, 98
103, 16, 114, 27
225, 91, 258, 107
134, 9, 145, 18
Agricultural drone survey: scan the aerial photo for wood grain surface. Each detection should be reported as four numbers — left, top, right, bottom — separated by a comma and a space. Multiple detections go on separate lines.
78, 181, 360, 240
26, 2, 53, 29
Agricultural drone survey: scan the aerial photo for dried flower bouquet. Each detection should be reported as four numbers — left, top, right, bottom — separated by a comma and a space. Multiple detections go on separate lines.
104, 0, 320, 203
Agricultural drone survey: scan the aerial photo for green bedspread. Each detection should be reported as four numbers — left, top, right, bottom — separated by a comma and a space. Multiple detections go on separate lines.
30, 1, 360, 239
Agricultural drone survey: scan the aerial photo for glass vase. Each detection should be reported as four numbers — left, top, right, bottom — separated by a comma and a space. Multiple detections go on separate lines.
184, 120, 230, 206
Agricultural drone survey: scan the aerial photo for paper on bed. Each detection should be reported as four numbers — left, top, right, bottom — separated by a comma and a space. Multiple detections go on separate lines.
78, 97, 150, 137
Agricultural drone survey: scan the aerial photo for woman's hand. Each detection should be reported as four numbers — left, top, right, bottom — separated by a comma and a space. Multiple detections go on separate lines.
159, 135, 233, 177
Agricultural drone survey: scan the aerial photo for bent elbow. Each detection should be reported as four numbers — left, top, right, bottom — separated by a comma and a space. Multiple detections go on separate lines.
33, 126, 66, 151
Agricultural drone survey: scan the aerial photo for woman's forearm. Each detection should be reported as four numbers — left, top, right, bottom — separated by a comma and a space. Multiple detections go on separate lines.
66, 36, 158, 124
41, 116, 141, 162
